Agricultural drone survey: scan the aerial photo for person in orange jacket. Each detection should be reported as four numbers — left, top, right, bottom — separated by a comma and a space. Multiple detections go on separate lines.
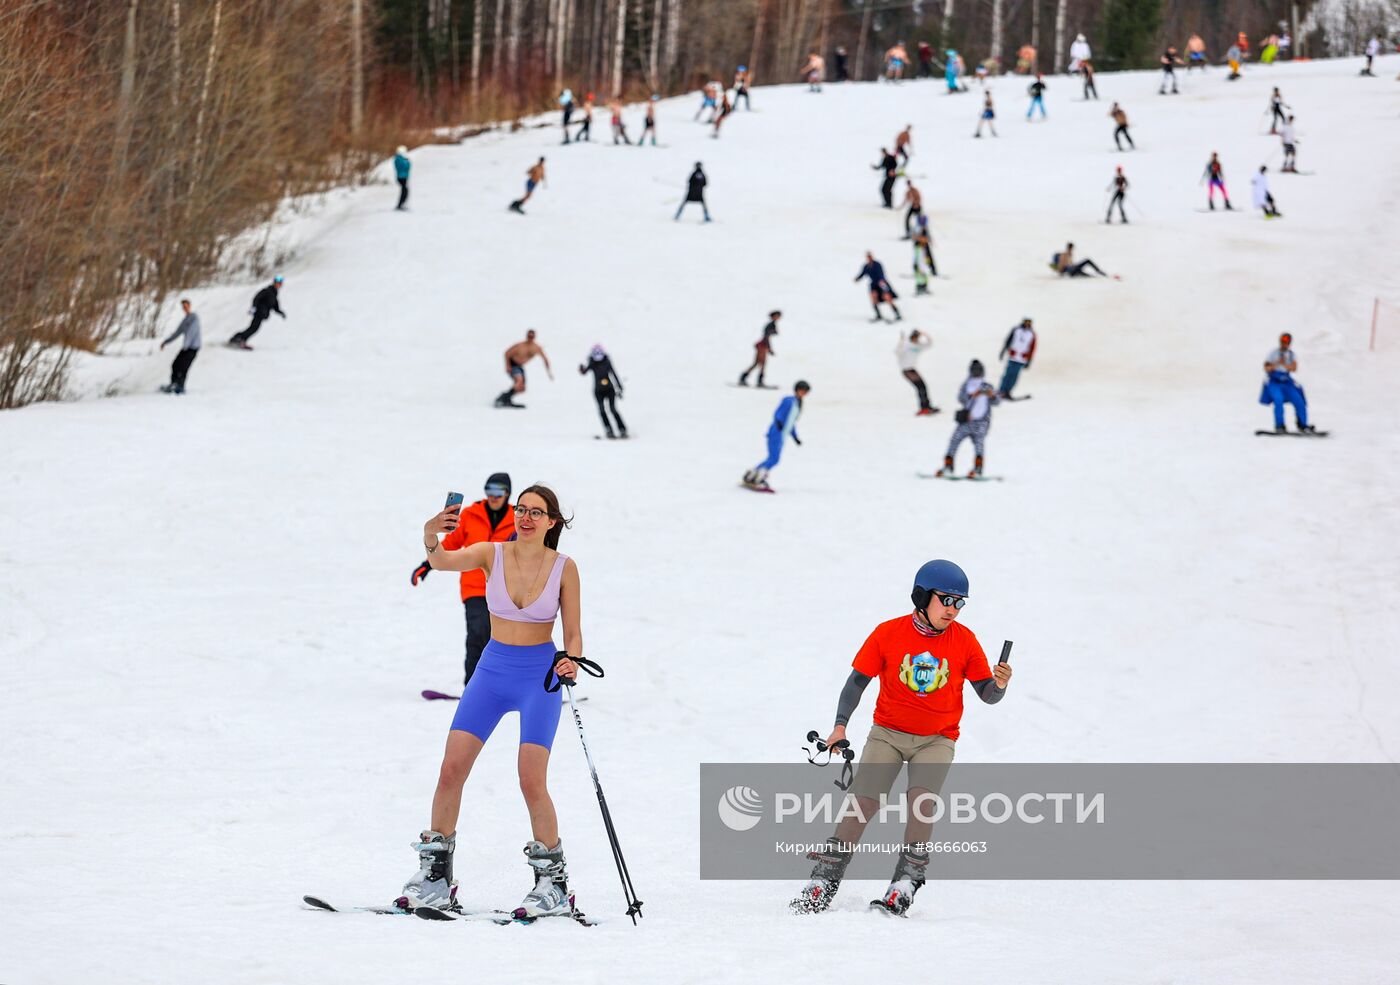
411, 473, 516, 684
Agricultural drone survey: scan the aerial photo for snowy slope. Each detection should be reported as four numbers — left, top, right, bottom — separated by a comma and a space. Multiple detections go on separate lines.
3, 55, 1400, 985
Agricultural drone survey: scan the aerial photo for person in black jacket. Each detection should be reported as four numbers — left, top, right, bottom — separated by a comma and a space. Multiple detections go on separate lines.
580, 345, 627, 438
856, 251, 902, 322
228, 275, 285, 349
674, 162, 711, 222
873, 148, 898, 208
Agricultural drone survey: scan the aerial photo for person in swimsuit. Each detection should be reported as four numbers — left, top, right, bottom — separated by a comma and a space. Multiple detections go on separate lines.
509, 157, 546, 213
495, 329, 553, 408
404, 484, 584, 918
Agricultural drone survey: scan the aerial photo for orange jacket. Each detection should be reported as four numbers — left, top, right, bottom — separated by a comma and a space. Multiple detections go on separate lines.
441, 499, 515, 600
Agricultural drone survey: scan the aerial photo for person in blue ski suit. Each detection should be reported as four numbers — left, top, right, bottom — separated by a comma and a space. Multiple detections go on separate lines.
1258, 332, 1313, 432
393, 146, 411, 210
944, 50, 962, 93
743, 381, 810, 490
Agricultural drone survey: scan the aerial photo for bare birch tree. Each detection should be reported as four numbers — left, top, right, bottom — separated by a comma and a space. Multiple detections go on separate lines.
350, 0, 363, 133
1053, 0, 1067, 71
611, 0, 627, 94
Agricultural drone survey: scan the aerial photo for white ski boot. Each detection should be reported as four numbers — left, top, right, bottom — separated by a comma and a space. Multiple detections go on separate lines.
870, 846, 929, 917
516, 840, 573, 918
400, 830, 457, 910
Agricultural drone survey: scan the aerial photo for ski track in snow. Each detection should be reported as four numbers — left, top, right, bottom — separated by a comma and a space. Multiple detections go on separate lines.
2, 56, 1400, 985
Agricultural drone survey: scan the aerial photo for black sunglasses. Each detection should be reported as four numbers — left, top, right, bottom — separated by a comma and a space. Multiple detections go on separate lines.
936, 594, 967, 610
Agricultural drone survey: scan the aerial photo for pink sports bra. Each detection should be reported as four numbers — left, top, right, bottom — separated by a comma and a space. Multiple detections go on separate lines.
486, 542, 568, 623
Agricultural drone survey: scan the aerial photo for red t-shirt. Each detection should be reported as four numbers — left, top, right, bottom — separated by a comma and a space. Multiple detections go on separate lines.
852, 615, 992, 740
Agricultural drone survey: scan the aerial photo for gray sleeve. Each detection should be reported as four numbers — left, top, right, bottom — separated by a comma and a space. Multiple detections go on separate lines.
970, 676, 1007, 704
163, 314, 192, 345
834, 670, 873, 726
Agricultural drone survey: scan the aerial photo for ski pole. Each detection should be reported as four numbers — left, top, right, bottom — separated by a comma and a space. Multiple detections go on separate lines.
547, 653, 644, 924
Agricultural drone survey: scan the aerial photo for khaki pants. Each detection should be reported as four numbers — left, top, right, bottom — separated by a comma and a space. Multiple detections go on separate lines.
848, 725, 955, 804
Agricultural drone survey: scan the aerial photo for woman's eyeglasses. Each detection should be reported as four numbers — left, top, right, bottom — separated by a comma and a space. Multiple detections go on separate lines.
513, 506, 549, 520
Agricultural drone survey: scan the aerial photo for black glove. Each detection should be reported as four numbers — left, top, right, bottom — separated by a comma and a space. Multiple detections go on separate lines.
278, 310, 287, 319
411, 561, 431, 585
792, 435, 802, 446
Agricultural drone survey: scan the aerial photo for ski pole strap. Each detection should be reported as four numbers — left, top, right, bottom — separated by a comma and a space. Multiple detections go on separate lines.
801, 729, 856, 790
543, 652, 606, 692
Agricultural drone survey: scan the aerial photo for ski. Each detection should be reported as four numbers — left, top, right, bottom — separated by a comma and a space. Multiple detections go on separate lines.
1254, 429, 1329, 437
1000, 393, 1033, 402
414, 905, 597, 926
727, 382, 778, 390
917, 473, 1005, 482
593, 434, 633, 440
740, 482, 775, 494
302, 895, 412, 916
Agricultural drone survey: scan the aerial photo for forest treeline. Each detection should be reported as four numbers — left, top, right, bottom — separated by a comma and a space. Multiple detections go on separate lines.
1, 0, 1383, 407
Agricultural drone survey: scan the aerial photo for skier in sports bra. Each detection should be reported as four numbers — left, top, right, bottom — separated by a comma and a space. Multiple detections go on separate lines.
403, 484, 584, 919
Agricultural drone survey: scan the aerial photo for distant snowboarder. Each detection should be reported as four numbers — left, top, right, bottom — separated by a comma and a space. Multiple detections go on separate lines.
1252, 166, 1282, 218
509, 157, 547, 214
1080, 59, 1099, 99
901, 181, 923, 239
874, 147, 898, 208
1159, 46, 1183, 93
559, 88, 575, 142
894, 125, 913, 164
580, 344, 627, 438
856, 251, 902, 322
974, 91, 998, 137
936, 360, 999, 478
738, 311, 782, 388
1109, 102, 1134, 150
734, 66, 752, 109
1362, 34, 1381, 75
159, 298, 201, 394
1278, 115, 1299, 172
227, 275, 285, 349
639, 94, 659, 146
743, 381, 810, 492
1105, 166, 1129, 223
1026, 75, 1047, 120
674, 162, 711, 222
997, 318, 1036, 397
495, 329, 553, 408
1259, 332, 1314, 432
1268, 88, 1290, 133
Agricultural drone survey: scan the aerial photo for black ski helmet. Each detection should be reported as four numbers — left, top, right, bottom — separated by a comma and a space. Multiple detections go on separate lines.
969, 359, 985, 377
912, 559, 969, 612
794, 380, 811, 393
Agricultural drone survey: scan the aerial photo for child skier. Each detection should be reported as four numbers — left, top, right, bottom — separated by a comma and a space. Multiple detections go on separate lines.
743, 381, 810, 492
1259, 332, 1314, 432
856, 251, 902, 322
936, 360, 999, 478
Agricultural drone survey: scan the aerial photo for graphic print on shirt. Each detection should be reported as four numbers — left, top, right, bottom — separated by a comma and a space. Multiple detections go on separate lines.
899, 651, 950, 694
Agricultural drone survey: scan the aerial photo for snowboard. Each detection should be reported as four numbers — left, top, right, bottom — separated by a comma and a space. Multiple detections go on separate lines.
917, 472, 1005, 482
594, 434, 633, 440
1254, 429, 1328, 437
740, 482, 775, 494
727, 382, 778, 390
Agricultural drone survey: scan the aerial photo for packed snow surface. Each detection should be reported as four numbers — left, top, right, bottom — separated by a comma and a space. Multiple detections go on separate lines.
3, 55, 1399, 985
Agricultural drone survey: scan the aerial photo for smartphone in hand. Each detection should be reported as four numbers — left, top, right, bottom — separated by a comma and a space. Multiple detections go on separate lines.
444, 491, 464, 509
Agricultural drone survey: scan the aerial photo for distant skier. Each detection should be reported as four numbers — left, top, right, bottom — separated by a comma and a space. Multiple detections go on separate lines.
227, 275, 285, 349
1053, 242, 1110, 278
559, 88, 575, 142
789, 558, 1011, 916
917, 41, 936, 78
1268, 88, 1290, 133
997, 317, 1036, 397
580, 344, 627, 439
394, 145, 411, 210
873, 147, 898, 208
894, 125, 913, 164
742, 381, 810, 492
856, 251, 902, 322
1159, 46, 1183, 93
1279, 115, 1299, 172
1252, 165, 1282, 218
495, 329, 553, 408
1069, 33, 1091, 72
901, 181, 923, 239
509, 157, 546, 214
1105, 166, 1129, 224
1026, 74, 1047, 120
1186, 34, 1207, 70
694, 81, 719, 121
1080, 59, 1099, 99
1363, 34, 1381, 75
896, 329, 936, 415
1109, 102, 1134, 150
1259, 332, 1314, 432
936, 360, 999, 478
609, 96, 631, 144
944, 49, 964, 92
974, 91, 998, 137
738, 311, 782, 388
1227, 43, 1243, 80
834, 46, 849, 82
159, 299, 201, 394
911, 226, 935, 293
800, 52, 826, 91
1201, 152, 1234, 210
574, 93, 595, 142
674, 162, 711, 222
639, 94, 659, 146
734, 65, 752, 109
885, 41, 910, 81
711, 90, 734, 138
